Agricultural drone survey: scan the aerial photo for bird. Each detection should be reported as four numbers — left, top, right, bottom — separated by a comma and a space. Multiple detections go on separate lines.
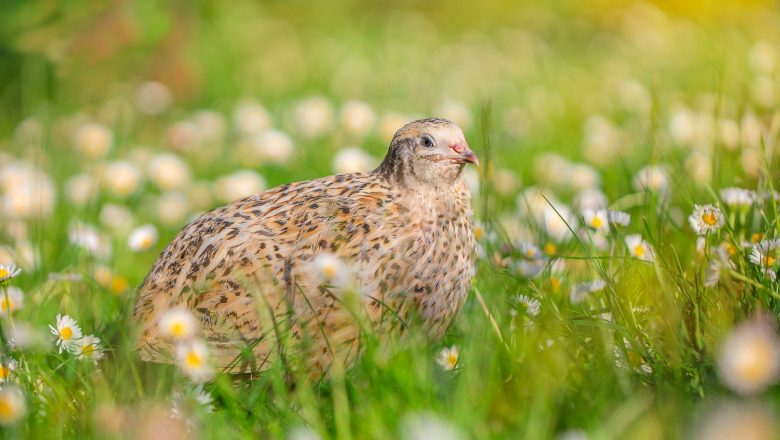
132, 118, 479, 375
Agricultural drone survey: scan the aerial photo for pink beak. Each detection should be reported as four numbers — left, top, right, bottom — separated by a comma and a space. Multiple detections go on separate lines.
450, 144, 479, 166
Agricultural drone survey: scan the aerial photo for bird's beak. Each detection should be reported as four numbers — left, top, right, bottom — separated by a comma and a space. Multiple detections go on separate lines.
450, 145, 480, 166
461, 149, 479, 166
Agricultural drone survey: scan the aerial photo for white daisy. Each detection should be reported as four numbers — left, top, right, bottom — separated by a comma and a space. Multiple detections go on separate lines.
695, 236, 709, 256
625, 235, 654, 262
233, 101, 271, 137
7, 322, 46, 351
251, 129, 295, 164
74, 122, 113, 159
436, 345, 459, 371
193, 386, 214, 410
175, 339, 213, 383
582, 209, 609, 232
165, 120, 198, 153
311, 253, 352, 289
473, 221, 494, 259
288, 426, 323, 440
0, 355, 17, 383
340, 100, 376, 138
515, 295, 541, 317
65, 174, 98, 207
159, 308, 198, 341
749, 240, 780, 281
147, 153, 192, 191
75, 335, 104, 361
155, 192, 190, 227
512, 259, 545, 279
401, 412, 465, 440
570, 279, 606, 304
688, 204, 725, 235
68, 222, 111, 259
215, 170, 267, 203
49, 314, 83, 353
103, 160, 143, 198
569, 164, 601, 191
542, 205, 578, 242
705, 246, 736, 287
549, 259, 566, 293
100, 203, 134, 235
294, 97, 334, 138
0, 264, 21, 285
587, 230, 609, 251
0, 287, 23, 317
516, 242, 542, 260
632, 165, 669, 194
573, 188, 609, 211
0, 385, 26, 426
192, 110, 226, 145
136, 81, 172, 115
607, 210, 631, 227
127, 224, 158, 252
720, 187, 756, 208
332, 147, 376, 174
171, 385, 215, 419
473, 221, 489, 242
718, 316, 780, 395
614, 337, 653, 375
759, 190, 780, 203
695, 401, 779, 440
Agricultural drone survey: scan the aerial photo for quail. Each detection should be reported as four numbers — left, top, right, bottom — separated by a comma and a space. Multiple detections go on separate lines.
133, 118, 478, 374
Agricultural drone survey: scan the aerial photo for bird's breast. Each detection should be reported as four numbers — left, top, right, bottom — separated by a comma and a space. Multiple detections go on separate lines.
361, 186, 475, 336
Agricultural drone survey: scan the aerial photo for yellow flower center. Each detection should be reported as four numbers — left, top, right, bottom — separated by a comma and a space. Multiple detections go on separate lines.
526, 249, 536, 258
140, 236, 153, 249
764, 256, 776, 267
627, 350, 644, 367
550, 277, 561, 292
186, 351, 202, 368
725, 243, 737, 256
591, 217, 603, 228
82, 344, 95, 357
544, 242, 557, 256
519, 302, 528, 311
752, 233, 764, 244
0, 269, 8, 279
447, 353, 458, 367
171, 322, 185, 337
702, 212, 718, 226
737, 340, 772, 382
0, 299, 13, 312
60, 327, 73, 340
634, 245, 645, 257
110, 276, 128, 294
0, 367, 9, 379
0, 400, 12, 420
474, 227, 485, 240
322, 264, 337, 279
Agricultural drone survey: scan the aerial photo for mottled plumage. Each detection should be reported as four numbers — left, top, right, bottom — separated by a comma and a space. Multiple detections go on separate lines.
133, 118, 478, 374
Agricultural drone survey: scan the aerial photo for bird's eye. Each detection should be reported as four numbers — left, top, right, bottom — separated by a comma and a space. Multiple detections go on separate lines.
421, 135, 434, 148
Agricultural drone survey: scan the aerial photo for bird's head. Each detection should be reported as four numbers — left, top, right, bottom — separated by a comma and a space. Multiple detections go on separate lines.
376, 118, 478, 187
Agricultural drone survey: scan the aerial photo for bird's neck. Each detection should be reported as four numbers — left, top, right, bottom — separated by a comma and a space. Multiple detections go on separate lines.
375, 146, 414, 185
375, 161, 468, 193
394, 176, 472, 215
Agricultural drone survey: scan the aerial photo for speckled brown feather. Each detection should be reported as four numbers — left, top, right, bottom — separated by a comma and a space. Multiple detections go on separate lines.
132, 118, 476, 374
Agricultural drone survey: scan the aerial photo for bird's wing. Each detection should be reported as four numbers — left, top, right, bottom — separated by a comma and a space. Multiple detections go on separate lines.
132, 172, 408, 372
